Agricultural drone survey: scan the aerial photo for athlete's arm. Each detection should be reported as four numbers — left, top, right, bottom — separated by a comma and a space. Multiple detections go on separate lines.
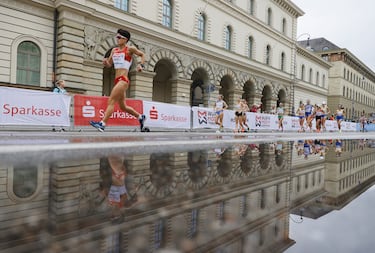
128, 46, 146, 72
103, 48, 115, 68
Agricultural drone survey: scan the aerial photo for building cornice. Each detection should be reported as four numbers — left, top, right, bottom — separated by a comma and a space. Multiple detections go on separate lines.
297, 45, 332, 69
295, 81, 328, 95
318, 49, 375, 82
273, 0, 305, 18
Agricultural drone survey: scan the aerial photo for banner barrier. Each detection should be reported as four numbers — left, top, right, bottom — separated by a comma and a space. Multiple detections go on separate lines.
73, 95, 142, 126
191, 106, 220, 129
192, 106, 356, 132
0, 87, 361, 132
143, 101, 190, 129
0, 86, 71, 126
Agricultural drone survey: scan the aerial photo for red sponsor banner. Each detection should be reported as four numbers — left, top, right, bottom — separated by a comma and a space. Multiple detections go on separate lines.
73, 95, 143, 126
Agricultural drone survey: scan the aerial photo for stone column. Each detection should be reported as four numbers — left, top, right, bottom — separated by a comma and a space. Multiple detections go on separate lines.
231, 91, 243, 110
129, 71, 155, 101
205, 88, 218, 108
252, 94, 263, 111
170, 78, 191, 106
270, 99, 278, 114
57, 11, 85, 90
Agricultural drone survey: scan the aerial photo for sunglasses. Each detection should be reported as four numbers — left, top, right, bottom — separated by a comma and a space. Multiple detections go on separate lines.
116, 35, 126, 40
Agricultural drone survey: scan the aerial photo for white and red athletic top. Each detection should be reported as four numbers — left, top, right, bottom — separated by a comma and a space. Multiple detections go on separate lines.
112, 47, 132, 70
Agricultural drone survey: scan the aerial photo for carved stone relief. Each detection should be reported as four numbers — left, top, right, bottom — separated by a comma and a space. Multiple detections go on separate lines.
83, 26, 112, 60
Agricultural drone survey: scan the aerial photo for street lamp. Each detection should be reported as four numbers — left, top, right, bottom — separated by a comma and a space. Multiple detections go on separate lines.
291, 33, 311, 115
290, 208, 305, 223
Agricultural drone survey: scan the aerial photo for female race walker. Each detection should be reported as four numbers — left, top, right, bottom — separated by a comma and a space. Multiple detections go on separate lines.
214, 95, 228, 132
335, 105, 345, 132
90, 28, 146, 132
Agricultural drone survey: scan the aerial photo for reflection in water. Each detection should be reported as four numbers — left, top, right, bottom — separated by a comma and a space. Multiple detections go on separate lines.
1, 139, 375, 252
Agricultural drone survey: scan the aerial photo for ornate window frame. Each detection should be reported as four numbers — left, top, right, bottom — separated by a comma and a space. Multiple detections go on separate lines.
6, 165, 44, 203
10, 35, 48, 87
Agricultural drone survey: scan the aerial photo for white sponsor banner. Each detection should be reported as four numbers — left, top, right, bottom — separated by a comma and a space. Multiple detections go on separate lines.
192, 106, 218, 129
250, 112, 278, 130
143, 101, 190, 129
324, 119, 338, 131
0, 87, 71, 126
223, 109, 236, 129
341, 121, 357, 131
283, 116, 301, 131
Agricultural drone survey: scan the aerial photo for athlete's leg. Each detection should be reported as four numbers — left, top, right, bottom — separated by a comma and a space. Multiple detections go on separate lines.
102, 82, 126, 124
235, 115, 239, 132
116, 81, 146, 130
219, 112, 224, 129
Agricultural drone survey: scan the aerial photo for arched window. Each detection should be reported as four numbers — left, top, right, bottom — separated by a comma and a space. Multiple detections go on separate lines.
309, 68, 313, 83
197, 13, 206, 41
114, 0, 129, 11
162, 0, 172, 28
7, 165, 44, 202
218, 201, 226, 223
249, 0, 255, 15
224, 26, 232, 50
190, 209, 199, 238
301, 65, 305, 80
248, 36, 254, 59
316, 72, 320, 85
260, 189, 266, 209
267, 8, 272, 26
266, 45, 271, 65
241, 195, 248, 217
280, 52, 285, 71
323, 74, 326, 87
154, 219, 167, 249
282, 18, 286, 34
17, 41, 41, 85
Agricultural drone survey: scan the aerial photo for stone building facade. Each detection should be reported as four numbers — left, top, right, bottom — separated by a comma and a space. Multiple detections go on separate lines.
299, 37, 375, 121
0, 0, 333, 115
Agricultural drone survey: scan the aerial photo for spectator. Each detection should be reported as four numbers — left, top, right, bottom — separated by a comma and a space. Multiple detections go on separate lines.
52, 80, 68, 132
250, 103, 261, 113
53, 80, 68, 94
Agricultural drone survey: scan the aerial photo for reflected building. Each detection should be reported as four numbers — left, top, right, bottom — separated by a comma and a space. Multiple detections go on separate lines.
317, 139, 375, 213
290, 139, 375, 219
3, 139, 374, 252
290, 139, 327, 216
0, 141, 295, 253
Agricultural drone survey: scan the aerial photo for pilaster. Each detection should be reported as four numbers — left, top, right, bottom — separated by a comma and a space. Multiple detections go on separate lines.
170, 78, 191, 106
56, 11, 85, 89
129, 71, 155, 101
253, 94, 263, 106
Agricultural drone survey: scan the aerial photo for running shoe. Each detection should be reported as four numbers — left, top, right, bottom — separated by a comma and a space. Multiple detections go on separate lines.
139, 114, 146, 131
90, 121, 105, 132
